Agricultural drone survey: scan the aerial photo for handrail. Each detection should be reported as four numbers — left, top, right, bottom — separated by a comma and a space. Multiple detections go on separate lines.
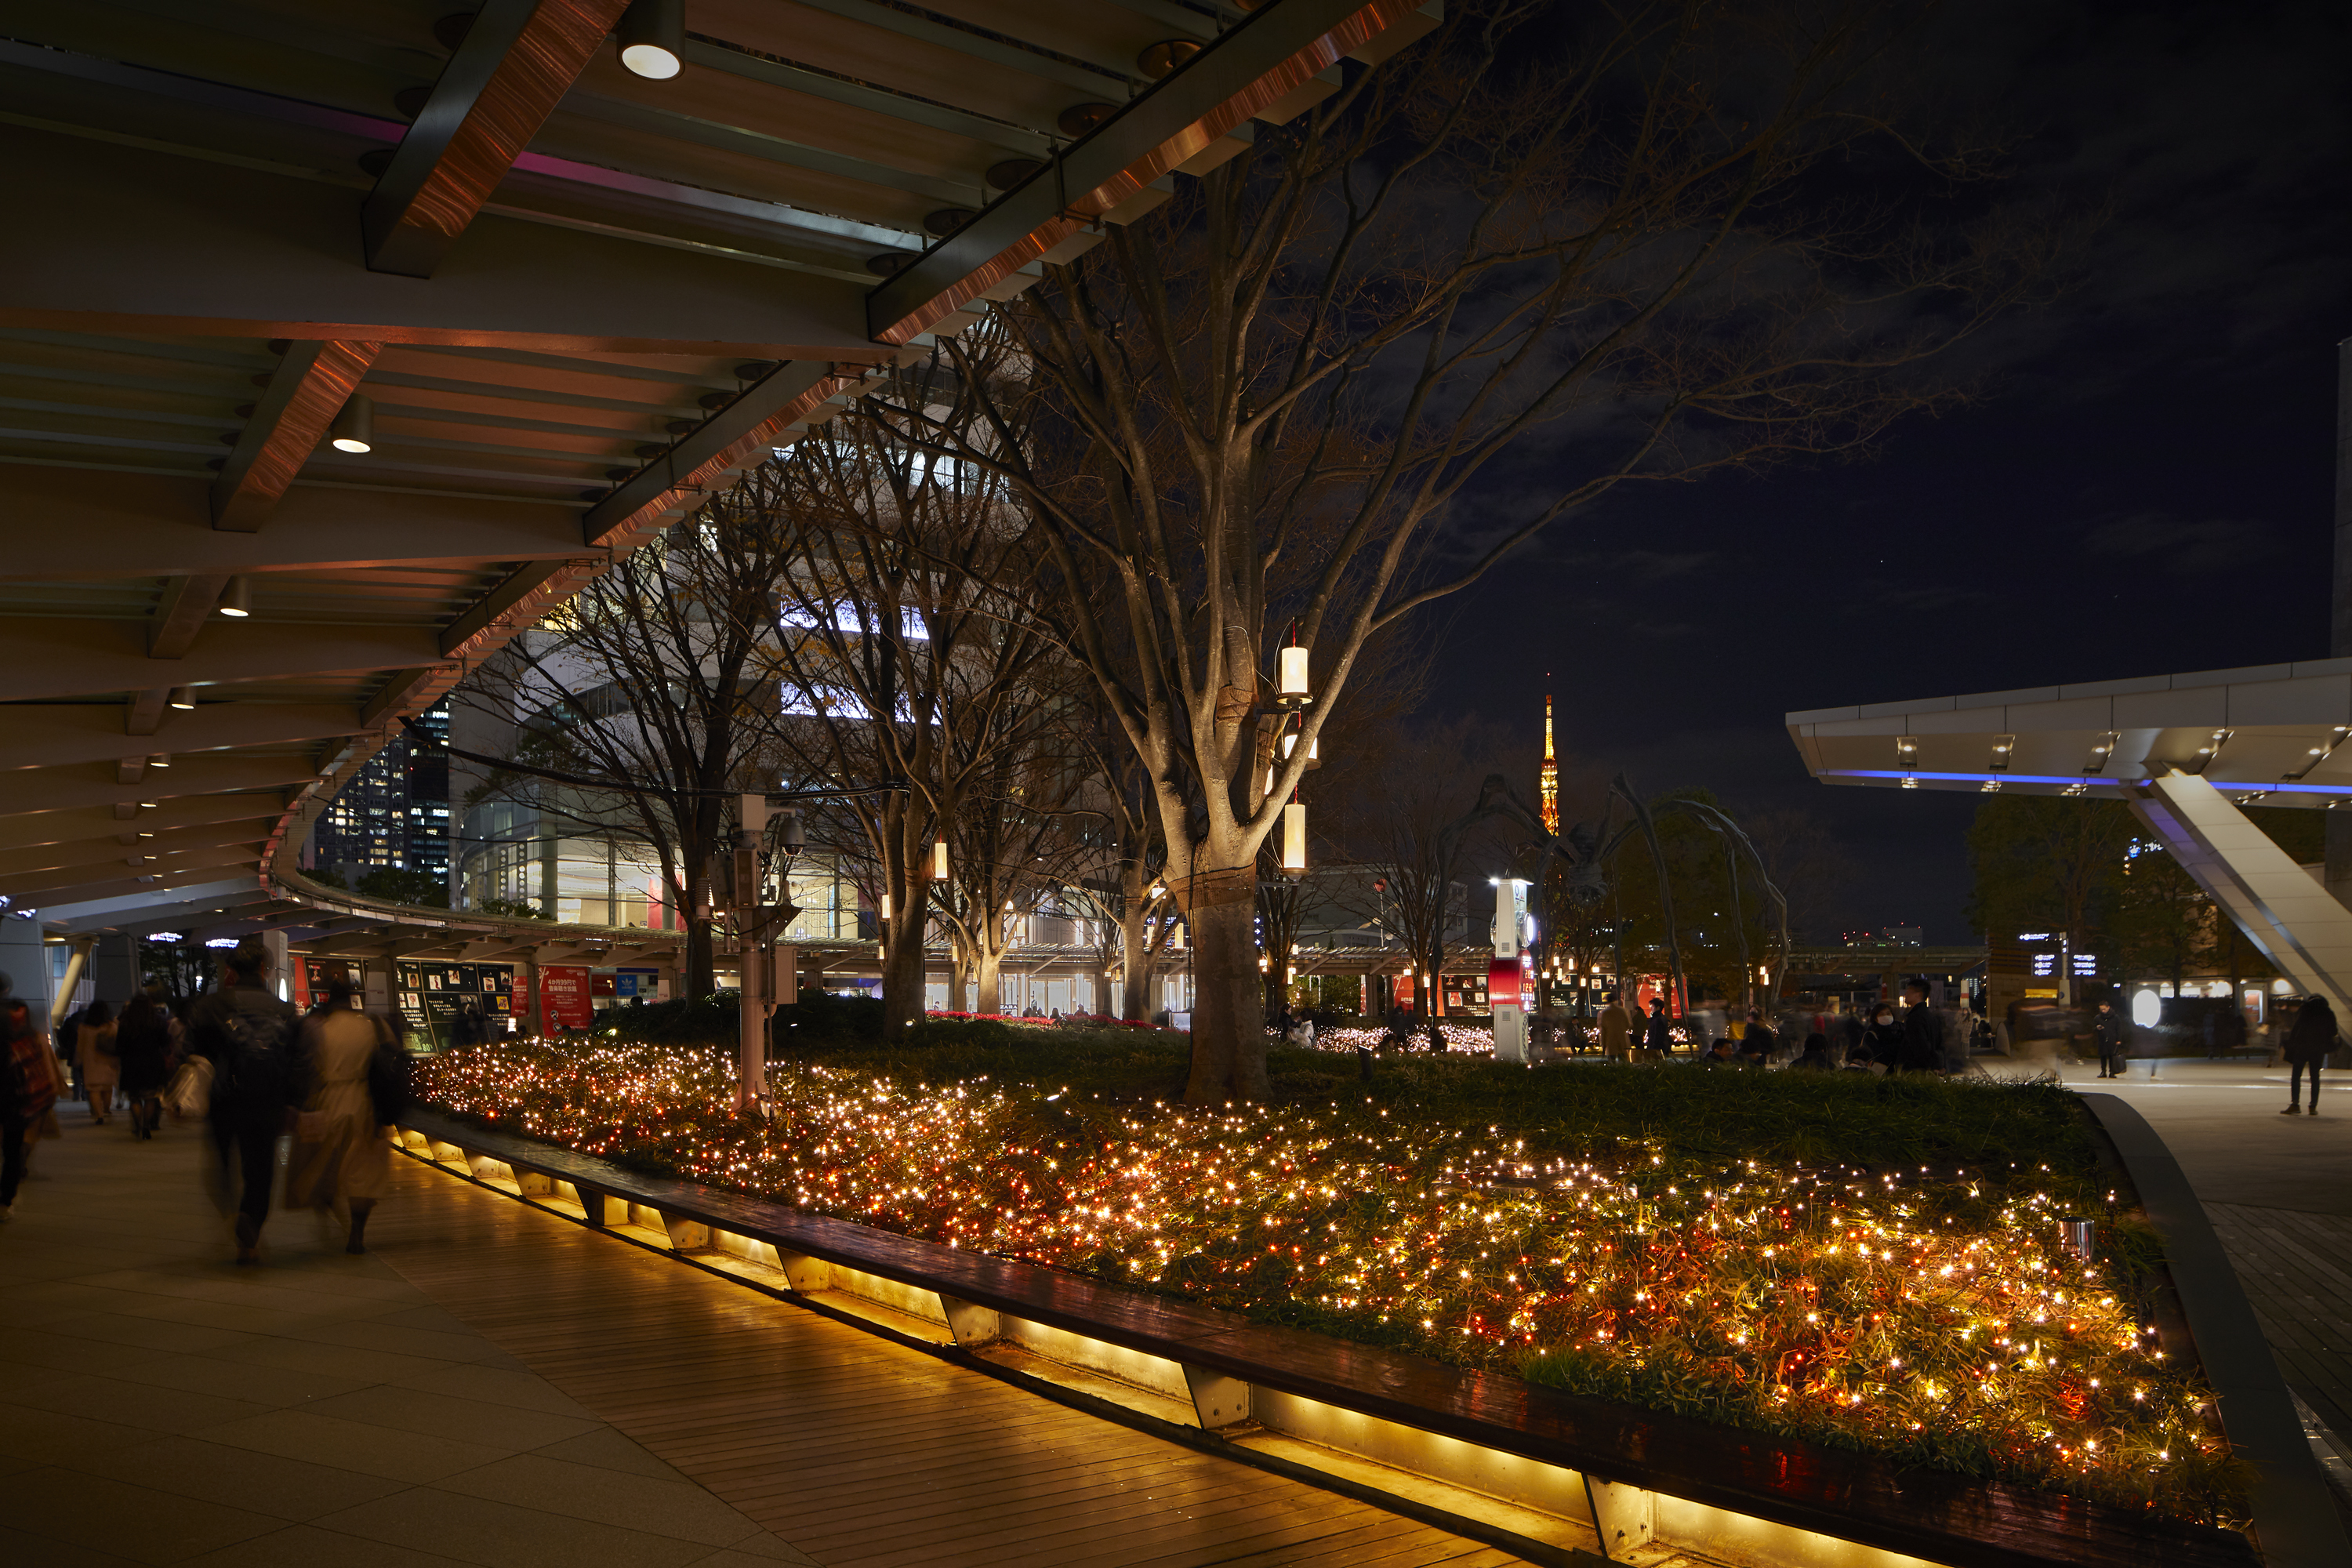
397, 1106, 2256, 1568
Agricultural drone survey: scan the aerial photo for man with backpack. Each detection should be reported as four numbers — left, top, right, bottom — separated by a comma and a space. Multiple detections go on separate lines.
189, 938, 299, 1264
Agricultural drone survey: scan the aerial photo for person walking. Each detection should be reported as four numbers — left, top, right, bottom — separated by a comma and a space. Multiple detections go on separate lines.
2280, 995, 2337, 1116
1738, 1008, 1777, 1066
288, 970, 395, 1254
189, 938, 301, 1264
2092, 998, 2129, 1080
114, 985, 173, 1140
1599, 992, 1633, 1063
1642, 996, 1675, 1059
76, 1000, 118, 1124
2, 996, 60, 1221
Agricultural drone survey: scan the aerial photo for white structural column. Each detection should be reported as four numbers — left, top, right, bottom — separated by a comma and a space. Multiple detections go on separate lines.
2131, 770, 2352, 1014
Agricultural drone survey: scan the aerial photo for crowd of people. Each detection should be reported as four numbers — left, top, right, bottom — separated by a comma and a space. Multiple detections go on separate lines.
0, 939, 408, 1262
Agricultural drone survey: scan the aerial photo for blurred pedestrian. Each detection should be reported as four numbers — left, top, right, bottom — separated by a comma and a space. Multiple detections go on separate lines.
1896, 979, 1945, 1074
76, 1000, 118, 1125
2092, 998, 2128, 1080
1642, 996, 1675, 1059
1791, 1033, 1835, 1070
2, 996, 59, 1221
1598, 993, 1632, 1062
114, 985, 173, 1140
189, 938, 301, 1264
1739, 1008, 1777, 1065
288, 969, 396, 1254
2281, 995, 2336, 1116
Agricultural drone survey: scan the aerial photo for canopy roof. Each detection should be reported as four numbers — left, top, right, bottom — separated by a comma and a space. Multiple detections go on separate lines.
0, 0, 1434, 951
1787, 658, 2352, 809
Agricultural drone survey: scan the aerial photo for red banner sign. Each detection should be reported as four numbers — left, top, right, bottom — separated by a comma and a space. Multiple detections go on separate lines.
1488, 958, 1523, 1011
539, 966, 592, 1029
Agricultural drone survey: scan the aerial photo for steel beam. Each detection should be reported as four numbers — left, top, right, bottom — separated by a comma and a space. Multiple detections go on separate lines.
583, 359, 852, 548
0, 702, 367, 773
2131, 770, 2352, 1020
211, 340, 384, 532
0, 820, 280, 880
0, 796, 287, 854
0, 466, 597, 580
0, 617, 445, 702
148, 575, 230, 659
0, 123, 872, 358
0, 757, 315, 821
36, 881, 271, 933
867, 0, 1437, 345
365, 0, 632, 278
4, 844, 264, 905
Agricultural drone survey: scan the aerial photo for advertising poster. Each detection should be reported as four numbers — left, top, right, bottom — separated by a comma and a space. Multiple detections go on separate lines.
539, 966, 592, 1029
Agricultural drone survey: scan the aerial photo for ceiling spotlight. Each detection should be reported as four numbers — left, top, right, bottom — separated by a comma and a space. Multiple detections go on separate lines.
150, 753, 170, 770
220, 576, 251, 618
329, 394, 374, 454
617, 0, 683, 79
168, 686, 196, 709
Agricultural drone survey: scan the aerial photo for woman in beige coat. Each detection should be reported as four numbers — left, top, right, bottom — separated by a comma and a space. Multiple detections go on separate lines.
76, 1000, 118, 1123
287, 972, 393, 1254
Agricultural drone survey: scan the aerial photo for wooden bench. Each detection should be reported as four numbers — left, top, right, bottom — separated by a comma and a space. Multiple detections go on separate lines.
394, 1108, 2255, 1568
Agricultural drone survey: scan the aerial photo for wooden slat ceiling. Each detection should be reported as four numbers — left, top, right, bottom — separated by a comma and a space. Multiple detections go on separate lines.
0, 0, 1435, 949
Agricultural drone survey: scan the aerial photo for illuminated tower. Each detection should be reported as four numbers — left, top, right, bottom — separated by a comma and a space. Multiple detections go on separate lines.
1540, 688, 1559, 836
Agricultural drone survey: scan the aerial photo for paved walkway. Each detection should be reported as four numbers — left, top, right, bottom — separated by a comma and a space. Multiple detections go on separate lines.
1994, 1058, 2352, 1451
0, 1107, 1521, 1567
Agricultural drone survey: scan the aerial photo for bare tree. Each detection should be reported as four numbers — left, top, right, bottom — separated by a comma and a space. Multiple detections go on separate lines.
866, 0, 2056, 1098
753, 337, 1069, 1035
456, 507, 804, 998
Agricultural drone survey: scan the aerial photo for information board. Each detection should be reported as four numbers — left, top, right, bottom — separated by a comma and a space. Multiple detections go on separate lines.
539, 966, 592, 1029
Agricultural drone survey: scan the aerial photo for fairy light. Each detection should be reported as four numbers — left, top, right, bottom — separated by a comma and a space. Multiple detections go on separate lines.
416, 1039, 2242, 1529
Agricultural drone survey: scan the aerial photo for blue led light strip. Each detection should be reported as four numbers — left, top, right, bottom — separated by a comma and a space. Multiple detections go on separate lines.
1821, 768, 2352, 795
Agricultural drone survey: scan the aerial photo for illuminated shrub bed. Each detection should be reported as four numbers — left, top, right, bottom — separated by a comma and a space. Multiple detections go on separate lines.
416, 1037, 2241, 1526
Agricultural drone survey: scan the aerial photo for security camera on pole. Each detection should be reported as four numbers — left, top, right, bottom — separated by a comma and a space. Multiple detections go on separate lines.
717, 792, 803, 1116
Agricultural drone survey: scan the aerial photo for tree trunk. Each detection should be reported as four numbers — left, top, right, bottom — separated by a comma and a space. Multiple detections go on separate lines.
881, 911, 927, 1031
1118, 861, 1154, 1022
946, 930, 970, 1012
685, 916, 715, 999
1183, 887, 1269, 1102
977, 944, 1004, 1015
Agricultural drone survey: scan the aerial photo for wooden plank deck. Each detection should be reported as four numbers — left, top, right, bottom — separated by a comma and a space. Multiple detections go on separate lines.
2205, 1203, 2352, 1443
372, 1153, 1530, 1566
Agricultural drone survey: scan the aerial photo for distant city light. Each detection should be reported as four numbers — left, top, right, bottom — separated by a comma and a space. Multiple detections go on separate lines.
146, 931, 184, 942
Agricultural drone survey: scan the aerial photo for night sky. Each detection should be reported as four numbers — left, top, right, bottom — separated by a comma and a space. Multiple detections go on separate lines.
1416, 0, 2350, 942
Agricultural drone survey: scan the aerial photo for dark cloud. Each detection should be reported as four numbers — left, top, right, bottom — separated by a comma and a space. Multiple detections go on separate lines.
2081, 514, 2281, 573
1415, 0, 2351, 942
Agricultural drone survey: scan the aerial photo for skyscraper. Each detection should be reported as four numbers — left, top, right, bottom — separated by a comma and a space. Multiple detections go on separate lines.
1540, 688, 1559, 836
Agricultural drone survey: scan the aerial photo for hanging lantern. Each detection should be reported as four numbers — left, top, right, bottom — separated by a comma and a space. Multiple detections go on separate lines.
1276, 645, 1312, 708
1280, 729, 1318, 763
931, 839, 949, 880
880, 892, 892, 921
1282, 800, 1307, 877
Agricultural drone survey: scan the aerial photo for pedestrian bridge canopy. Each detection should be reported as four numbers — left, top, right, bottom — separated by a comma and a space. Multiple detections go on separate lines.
1788, 657, 2352, 1022
0, 0, 1439, 966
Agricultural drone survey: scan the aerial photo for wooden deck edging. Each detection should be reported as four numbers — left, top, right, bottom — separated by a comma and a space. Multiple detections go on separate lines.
394, 1107, 2256, 1568
2078, 1093, 2351, 1568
